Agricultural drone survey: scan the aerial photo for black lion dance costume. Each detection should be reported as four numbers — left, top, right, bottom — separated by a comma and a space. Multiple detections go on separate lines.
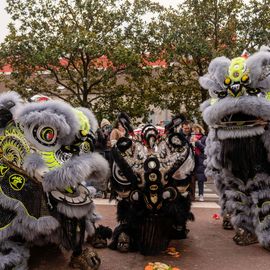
199, 46, 270, 250
0, 92, 110, 270
109, 116, 195, 255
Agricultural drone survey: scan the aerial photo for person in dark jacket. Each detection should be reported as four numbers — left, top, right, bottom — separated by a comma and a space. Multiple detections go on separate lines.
191, 123, 207, 201
181, 120, 192, 142
95, 119, 112, 198
180, 120, 196, 201
96, 118, 112, 161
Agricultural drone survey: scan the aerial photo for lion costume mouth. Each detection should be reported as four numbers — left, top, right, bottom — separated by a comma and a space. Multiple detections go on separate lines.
50, 184, 92, 206
216, 113, 268, 129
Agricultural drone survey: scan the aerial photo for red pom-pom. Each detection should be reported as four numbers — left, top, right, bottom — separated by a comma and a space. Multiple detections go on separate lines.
212, 213, 220, 220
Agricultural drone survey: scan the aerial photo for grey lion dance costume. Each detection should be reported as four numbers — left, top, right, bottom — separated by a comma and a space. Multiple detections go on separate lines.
0, 92, 110, 269
109, 116, 195, 255
199, 46, 270, 249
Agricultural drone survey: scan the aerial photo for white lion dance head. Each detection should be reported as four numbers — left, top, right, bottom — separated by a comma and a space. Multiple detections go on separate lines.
0, 91, 110, 269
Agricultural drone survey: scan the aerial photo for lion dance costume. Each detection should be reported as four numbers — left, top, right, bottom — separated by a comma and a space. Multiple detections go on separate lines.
0, 92, 110, 269
200, 46, 270, 250
109, 115, 195, 255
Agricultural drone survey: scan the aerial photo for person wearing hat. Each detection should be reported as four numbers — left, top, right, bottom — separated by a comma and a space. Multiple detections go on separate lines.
101, 118, 111, 130
96, 118, 112, 157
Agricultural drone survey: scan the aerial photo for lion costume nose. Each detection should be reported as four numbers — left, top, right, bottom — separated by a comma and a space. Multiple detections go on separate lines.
228, 84, 243, 97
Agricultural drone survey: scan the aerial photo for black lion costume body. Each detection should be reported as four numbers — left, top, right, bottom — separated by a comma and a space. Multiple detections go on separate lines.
109, 117, 195, 255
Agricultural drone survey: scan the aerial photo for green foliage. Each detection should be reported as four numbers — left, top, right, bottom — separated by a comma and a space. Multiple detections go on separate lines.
153, 0, 270, 120
0, 0, 164, 121
0, 0, 269, 123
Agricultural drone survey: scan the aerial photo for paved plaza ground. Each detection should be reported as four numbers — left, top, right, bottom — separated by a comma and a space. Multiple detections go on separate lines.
29, 200, 270, 270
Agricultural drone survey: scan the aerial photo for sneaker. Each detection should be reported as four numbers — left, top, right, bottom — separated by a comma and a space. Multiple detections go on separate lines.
199, 195, 204, 202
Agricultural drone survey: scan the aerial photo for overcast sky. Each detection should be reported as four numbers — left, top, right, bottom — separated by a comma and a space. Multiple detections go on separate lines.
0, 0, 10, 42
0, 0, 183, 42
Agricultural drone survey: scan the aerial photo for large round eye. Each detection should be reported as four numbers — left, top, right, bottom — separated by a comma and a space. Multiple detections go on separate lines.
34, 125, 57, 146
40, 127, 55, 142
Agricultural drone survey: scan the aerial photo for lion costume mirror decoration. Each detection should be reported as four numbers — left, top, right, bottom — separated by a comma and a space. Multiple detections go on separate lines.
0, 91, 110, 269
200, 46, 270, 250
109, 115, 195, 255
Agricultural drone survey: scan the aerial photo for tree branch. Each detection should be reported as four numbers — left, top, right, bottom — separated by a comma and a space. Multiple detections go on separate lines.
45, 65, 81, 101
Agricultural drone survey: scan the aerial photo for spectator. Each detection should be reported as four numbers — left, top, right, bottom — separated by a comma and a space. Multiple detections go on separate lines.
190, 123, 207, 202
181, 120, 192, 141
110, 112, 133, 146
110, 120, 126, 147
180, 120, 196, 201
95, 118, 112, 198
96, 119, 112, 155
101, 118, 112, 160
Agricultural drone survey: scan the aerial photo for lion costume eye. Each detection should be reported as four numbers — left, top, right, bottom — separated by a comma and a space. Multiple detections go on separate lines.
39, 127, 56, 143
246, 88, 261, 96
32, 125, 58, 146
214, 90, 228, 99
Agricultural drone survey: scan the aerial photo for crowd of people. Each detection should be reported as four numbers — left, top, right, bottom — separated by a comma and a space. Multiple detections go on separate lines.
94, 114, 207, 202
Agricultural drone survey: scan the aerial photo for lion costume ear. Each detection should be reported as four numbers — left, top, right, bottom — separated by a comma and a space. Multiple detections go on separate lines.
75, 107, 98, 133
118, 112, 133, 133
0, 91, 23, 113
199, 56, 231, 97
246, 46, 270, 91
0, 91, 23, 128
165, 114, 186, 133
